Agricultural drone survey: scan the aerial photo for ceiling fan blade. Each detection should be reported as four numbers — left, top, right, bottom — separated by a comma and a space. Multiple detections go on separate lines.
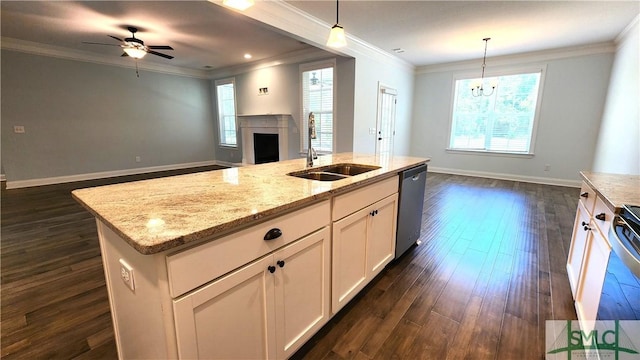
147, 45, 174, 50
109, 35, 124, 42
82, 41, 121, 46
147, 50, 174, 59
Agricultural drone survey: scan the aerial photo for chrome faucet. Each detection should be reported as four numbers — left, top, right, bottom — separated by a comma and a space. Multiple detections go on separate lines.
307, 112, 318, 167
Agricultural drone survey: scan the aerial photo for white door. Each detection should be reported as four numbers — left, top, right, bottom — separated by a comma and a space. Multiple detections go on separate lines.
173, 256, 276, 360
331, 208, 370, 313
367, 194, 398, 278
274, 227, 331, 359
375, 84, 397, 158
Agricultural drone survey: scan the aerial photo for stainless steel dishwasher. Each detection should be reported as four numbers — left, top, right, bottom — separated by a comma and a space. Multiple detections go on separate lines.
395, 163, 427, 259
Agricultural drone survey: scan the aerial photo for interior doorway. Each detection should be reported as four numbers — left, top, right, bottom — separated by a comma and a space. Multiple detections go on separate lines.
375, 83, 397, 158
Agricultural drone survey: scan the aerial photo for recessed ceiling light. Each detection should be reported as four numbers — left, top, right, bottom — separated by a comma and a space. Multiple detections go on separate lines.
392, 48, 405, 54
221, 0, 254, 11
244, 53, 252, 59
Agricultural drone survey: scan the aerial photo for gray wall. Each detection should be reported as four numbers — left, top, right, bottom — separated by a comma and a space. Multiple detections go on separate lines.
410, 51, 615, 184
1, 50, 216, 183
592, 20, 640, 175
212, 56, 356, 164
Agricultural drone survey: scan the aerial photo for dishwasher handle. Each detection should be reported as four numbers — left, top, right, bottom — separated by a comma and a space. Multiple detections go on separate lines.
401, 163, 427, 180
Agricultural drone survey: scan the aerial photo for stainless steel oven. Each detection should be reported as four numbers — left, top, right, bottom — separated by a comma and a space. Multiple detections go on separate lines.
596, 205, 640, 320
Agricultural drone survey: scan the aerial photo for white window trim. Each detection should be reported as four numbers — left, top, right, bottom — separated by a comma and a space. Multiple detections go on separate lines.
215, 77, 238, 148
299, 59, 337, 154
446, 64, 548, 156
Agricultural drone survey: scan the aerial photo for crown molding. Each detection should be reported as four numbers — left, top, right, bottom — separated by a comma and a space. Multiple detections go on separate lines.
219, 0, 415, 73
415, 42, 616, 75
616, 13, 640, 44
1, 37, 209, 79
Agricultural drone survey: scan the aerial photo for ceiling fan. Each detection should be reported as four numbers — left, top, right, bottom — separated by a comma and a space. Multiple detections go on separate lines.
83, 26, 174, 60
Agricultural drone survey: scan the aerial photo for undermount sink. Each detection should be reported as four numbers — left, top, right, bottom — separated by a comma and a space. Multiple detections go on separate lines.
291, 172, 349, 181
322, 163, 381, 176
288, 163, 381, 181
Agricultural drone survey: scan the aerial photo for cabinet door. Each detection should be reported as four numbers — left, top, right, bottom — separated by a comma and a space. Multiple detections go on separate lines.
173, 256, 276, 360
368, 193, 398, 278
567, 201, 590, 298
274, 227, 331, 359
575, 227, 610, 327
332, 207, 370, 313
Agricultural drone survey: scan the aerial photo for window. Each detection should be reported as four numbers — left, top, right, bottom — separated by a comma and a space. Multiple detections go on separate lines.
301, 61, 335, 153
449, 70, 543, 154
215, 78, 237, 147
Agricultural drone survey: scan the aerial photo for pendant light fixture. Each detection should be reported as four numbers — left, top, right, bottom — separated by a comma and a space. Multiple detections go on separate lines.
471, 38, 497, 97
326, 0, 347, 48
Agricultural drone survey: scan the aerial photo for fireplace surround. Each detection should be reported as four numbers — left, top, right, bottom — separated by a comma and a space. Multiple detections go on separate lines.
238, 114, 291, 165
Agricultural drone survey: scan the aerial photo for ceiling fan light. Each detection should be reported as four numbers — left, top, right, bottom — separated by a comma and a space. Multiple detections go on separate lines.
222, 0, 254, 11
124, 47, 147, 59
326, 24, 346, 48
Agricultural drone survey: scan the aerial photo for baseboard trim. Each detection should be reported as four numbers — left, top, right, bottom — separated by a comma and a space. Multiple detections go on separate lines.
5, 160, 225, 189
215, 160, 245, 167
428, 166, 582, 188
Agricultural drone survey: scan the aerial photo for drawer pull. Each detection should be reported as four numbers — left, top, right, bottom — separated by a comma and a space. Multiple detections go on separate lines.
277, 260, 285, 268
595, 213, 606, 221
264, 228, 282, 241
268, 265, 276, 273
580, 192, 589, 198
581, 221, 588, 226
584, 225, 591, 231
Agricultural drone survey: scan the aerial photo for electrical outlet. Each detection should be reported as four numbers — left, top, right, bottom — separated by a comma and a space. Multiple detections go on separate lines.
119, 259, 135, 292
369, 128, 376, 135
135, 156, 141, 163
14, 125, 25, 134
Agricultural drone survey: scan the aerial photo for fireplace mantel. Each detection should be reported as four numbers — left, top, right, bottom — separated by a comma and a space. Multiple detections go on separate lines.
238, 114, 292, 164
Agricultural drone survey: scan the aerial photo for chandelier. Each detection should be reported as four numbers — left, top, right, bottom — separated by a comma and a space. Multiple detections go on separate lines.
471, 38, 497, 97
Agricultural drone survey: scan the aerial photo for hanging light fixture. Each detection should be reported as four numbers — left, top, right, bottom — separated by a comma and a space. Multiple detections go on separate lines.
471, 38, 497, 97
326, 0, 347, 48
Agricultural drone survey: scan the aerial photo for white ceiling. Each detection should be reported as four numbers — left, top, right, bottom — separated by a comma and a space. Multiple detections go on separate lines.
287, 0, 639, 66
0, 1, 315, 71
1, 1, 638, 72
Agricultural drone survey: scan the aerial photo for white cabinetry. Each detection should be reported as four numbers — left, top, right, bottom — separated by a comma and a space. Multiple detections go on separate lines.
566, 181, 614, 326
173, 227, 330, 359
331, 176, 398, 313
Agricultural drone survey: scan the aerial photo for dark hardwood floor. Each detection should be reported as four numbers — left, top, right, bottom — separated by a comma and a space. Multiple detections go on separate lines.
1, 170, 579, 359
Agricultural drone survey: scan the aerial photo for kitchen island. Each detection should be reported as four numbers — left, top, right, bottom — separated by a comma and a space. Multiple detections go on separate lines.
72, 153, 430, 359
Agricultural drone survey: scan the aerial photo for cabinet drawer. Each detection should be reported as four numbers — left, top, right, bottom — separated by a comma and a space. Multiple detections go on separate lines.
578, 181, 596, 215
167, 200, 330, 298
332, 176, 398, 221
592, 196, 614, 239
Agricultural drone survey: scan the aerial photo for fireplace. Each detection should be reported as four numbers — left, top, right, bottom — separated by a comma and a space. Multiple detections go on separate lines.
254, 133, 279, 164
238, 114, 291, 165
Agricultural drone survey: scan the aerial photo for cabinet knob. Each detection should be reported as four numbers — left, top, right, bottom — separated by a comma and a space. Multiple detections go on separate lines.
583, 225, 591, 231
277, 260, 285, 268
580, 192, 589, 198
595, 213, 606, 221
370, 210, 379, 216
581, 221, 588, 226
268, 265, 276, 273
264, 228, 282, 241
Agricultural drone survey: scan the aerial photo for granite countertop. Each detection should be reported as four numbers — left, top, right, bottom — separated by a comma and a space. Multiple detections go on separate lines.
72, 153, 430, 255
580, 171, 640, 212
